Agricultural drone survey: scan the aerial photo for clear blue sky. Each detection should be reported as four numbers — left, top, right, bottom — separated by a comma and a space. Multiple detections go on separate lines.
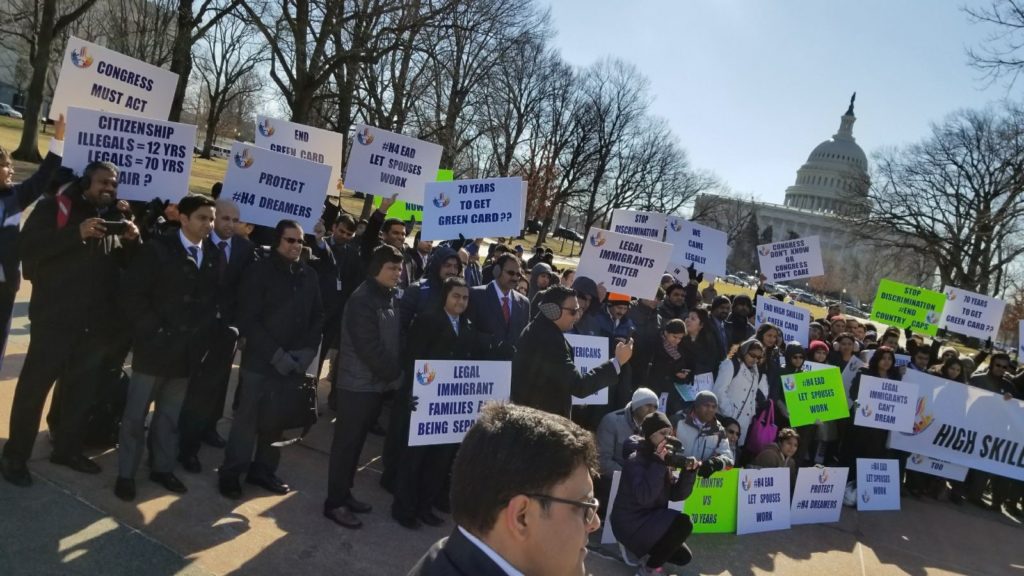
547, 0, 1006, 204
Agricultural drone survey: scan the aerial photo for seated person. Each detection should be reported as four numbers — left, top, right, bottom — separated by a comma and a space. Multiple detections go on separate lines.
672, 390, 734, 468
610, 412, 698, 574
751, 427, 800, 488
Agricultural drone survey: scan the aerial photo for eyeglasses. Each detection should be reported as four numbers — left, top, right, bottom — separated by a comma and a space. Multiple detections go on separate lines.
281, 237, 302, 244
525, 494, 600, 524
562, 307, 581, 316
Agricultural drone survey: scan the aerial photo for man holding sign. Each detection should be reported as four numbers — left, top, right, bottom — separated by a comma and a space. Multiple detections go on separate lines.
512, 285, 633, 418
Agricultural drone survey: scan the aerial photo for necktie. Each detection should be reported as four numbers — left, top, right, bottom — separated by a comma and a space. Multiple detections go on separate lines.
187, 245, 199, 266
218, 240, 229, 280
501, 295, 510, 326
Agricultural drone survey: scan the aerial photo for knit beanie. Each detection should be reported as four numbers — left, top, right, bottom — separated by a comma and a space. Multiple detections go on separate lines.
641, 411, 672, 440
628, 388, 659, 412
693, 390, 718, 409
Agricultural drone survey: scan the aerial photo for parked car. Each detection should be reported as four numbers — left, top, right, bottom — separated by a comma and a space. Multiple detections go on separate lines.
795, 293, 825, 307
0, 103, 23, 119
554, 226, 583, 243
722, 275, 748, 287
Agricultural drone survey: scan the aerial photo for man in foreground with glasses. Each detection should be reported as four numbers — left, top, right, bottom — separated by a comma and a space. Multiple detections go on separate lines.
512, 285, 633, 418
408, 402, 601, 576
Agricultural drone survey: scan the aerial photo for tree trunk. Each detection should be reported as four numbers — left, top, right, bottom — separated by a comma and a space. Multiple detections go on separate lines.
168, 0, 196, 122
12, 0, 58, 162
201, 98, 221, 159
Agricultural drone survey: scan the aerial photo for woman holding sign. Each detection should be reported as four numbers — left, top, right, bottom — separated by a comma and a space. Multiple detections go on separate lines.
840, 346, 900, 472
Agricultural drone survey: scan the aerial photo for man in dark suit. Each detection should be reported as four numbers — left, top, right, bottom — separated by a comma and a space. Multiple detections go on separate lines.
177, 199, 256, 473
465, 253, 529, 359
115, 195, 221, 500
310, 213, 363, 380
407, 403, 602, 576
0, 114, 65, 365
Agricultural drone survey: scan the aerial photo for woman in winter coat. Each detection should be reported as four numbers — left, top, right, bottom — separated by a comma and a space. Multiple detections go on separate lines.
680, 308, 722, 379
712, 339, 768, 451
610, 412, 698, 574
840, 346, 901, 470
752, 427, 800, 489
645, 319, 688, 415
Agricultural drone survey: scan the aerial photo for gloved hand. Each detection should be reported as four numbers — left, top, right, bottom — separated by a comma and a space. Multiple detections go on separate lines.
409, 395, 420, 412
904, 327, 913, 341
686, 263, 704, 285
289, 348, 317, 374
271, 348, 299, 376
697, 456, 725, 479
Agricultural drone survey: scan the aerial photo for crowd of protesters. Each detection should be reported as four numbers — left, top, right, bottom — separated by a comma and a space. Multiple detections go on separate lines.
1, 147, 1023, 576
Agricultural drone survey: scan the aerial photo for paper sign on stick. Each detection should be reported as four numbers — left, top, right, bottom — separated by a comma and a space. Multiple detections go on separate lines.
62, 106, 195, 203
856, 458, 901, 511
50, 38, 179, 120
756, 236, 824, 282
568, 334, 610, 406
870, 279, 946, 336
576, 227, 673, 300
782, 367, 849, 427
665, 217, 728, 277
408, 360, 511, 447
755, 298, 811, 346
344, 124, 443, 205
791, 466, 848, 525
221, 143, 330, 232
854, 376, 918, 433
737, 468, 791, 535
609, 209, 666, 240
906, 453, 968, 482
674, 468, 739, 534
940, 286, 1005, 341
421, 177, 524, 241
256, 115, 344, 198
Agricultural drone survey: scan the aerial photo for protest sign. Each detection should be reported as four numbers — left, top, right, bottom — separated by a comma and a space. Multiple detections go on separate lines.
889, 370, 1024, 481
802, 360, 830, 373
782, 367, 849, 427
576, 227, 673, 300
755, 298, 810, 345
344, 124, 443, 204
790, 466, 848, 525
870, 279, 946, 336
370, 169, 452, 220
62, 106, 195, 202
694, 372, 714, 393
408, 360, 511, 447
50, 38, 179, 120
519, 180, 528, 229
255, 115, 344, 197
665, 217, 728, 278
894, 354, 911, 368
1020, 320, 1024, 360
756, 236, 824, 282
600, 471, 622, 544
674, 468, 739, 534
737, 468, 791, 535
840, 354, 865, 407
856, 458, 901, 511
421, 177, 524, 241
906, 453, 969, 482
854, 376, 918, 433
939, 286, 1005, 341
221, 143, 330, 232
568, 334, 610, 406
609, 209, 666, 241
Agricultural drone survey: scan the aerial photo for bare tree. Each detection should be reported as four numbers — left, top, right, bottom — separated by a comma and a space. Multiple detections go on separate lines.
95, 0, 178, 66
966, 0, 1024, 88
166, 0, 244, 121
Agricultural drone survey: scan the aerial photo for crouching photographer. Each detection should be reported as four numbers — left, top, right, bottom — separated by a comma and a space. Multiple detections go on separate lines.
610, 412, 698, 575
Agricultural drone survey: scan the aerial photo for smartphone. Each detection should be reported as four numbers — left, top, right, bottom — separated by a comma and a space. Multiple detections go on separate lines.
102, 221, 128, 236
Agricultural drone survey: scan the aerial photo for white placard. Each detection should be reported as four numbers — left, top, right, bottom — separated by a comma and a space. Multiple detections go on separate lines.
255, 115, 344, 197
220, 143, 330, 232
665, 217, 728, 277
856, 458, 900, 511
50, 37, 178, 120
790, 466, 848, 525
520, 181, 528, 229
906, 453, 968, 482
894, 354, 911, 369
421, 177, 524, 241
609, 209, 666, 241
802, 360, 831, 373
756, 236, 824, 282
889, 370, 1024, 481
1019, 320, 1024, 359
841, 354, 866, 408
755, 298, 811, 346
568, 334, 610, 406
408, 360, 511, 446
576, 227, 673, 300
344, 124, 443, 204
62, 106, 195, 203
600, 471, 622, 544
737, 468, 791, 535
940, 286, 1006, 341
854, 376, 918, 433
694, 372, 714, 393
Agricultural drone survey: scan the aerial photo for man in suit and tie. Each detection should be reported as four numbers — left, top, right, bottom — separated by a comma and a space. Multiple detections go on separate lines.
466, 253, 528, 359
115, 195, 221, 500
407, 403, 602, 576
177, 199, 256, 473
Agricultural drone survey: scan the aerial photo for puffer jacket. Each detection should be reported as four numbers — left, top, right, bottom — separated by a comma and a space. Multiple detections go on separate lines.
673, 409, 734, 465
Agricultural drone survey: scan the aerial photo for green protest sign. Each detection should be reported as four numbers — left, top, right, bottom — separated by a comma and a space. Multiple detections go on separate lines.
682, 468, 738, 534
369, 169, 452, 221
870, 278, 946, 336
782, 367, 850, 427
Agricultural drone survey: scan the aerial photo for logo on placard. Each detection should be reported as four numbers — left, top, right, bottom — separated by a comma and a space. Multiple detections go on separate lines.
910, 454, 924, 465
906, 396, 934, 436
741, 476, 752, 492
71, 47, 94, 68
356, 127, 375, 145
257, 118, 275, 137
925, 310, 940, 324
669, 219, 683, 232
755, 313, 764, 325
782, 375, 797, 392
758, 245, 772, 256
818, 468, 830, 484
861, 489, 871, 503
432, 192, 451, 208
415, 363, 437, 386
589, 232, 606, 247
233, 148, 254, 169
945, 290, 957, 301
